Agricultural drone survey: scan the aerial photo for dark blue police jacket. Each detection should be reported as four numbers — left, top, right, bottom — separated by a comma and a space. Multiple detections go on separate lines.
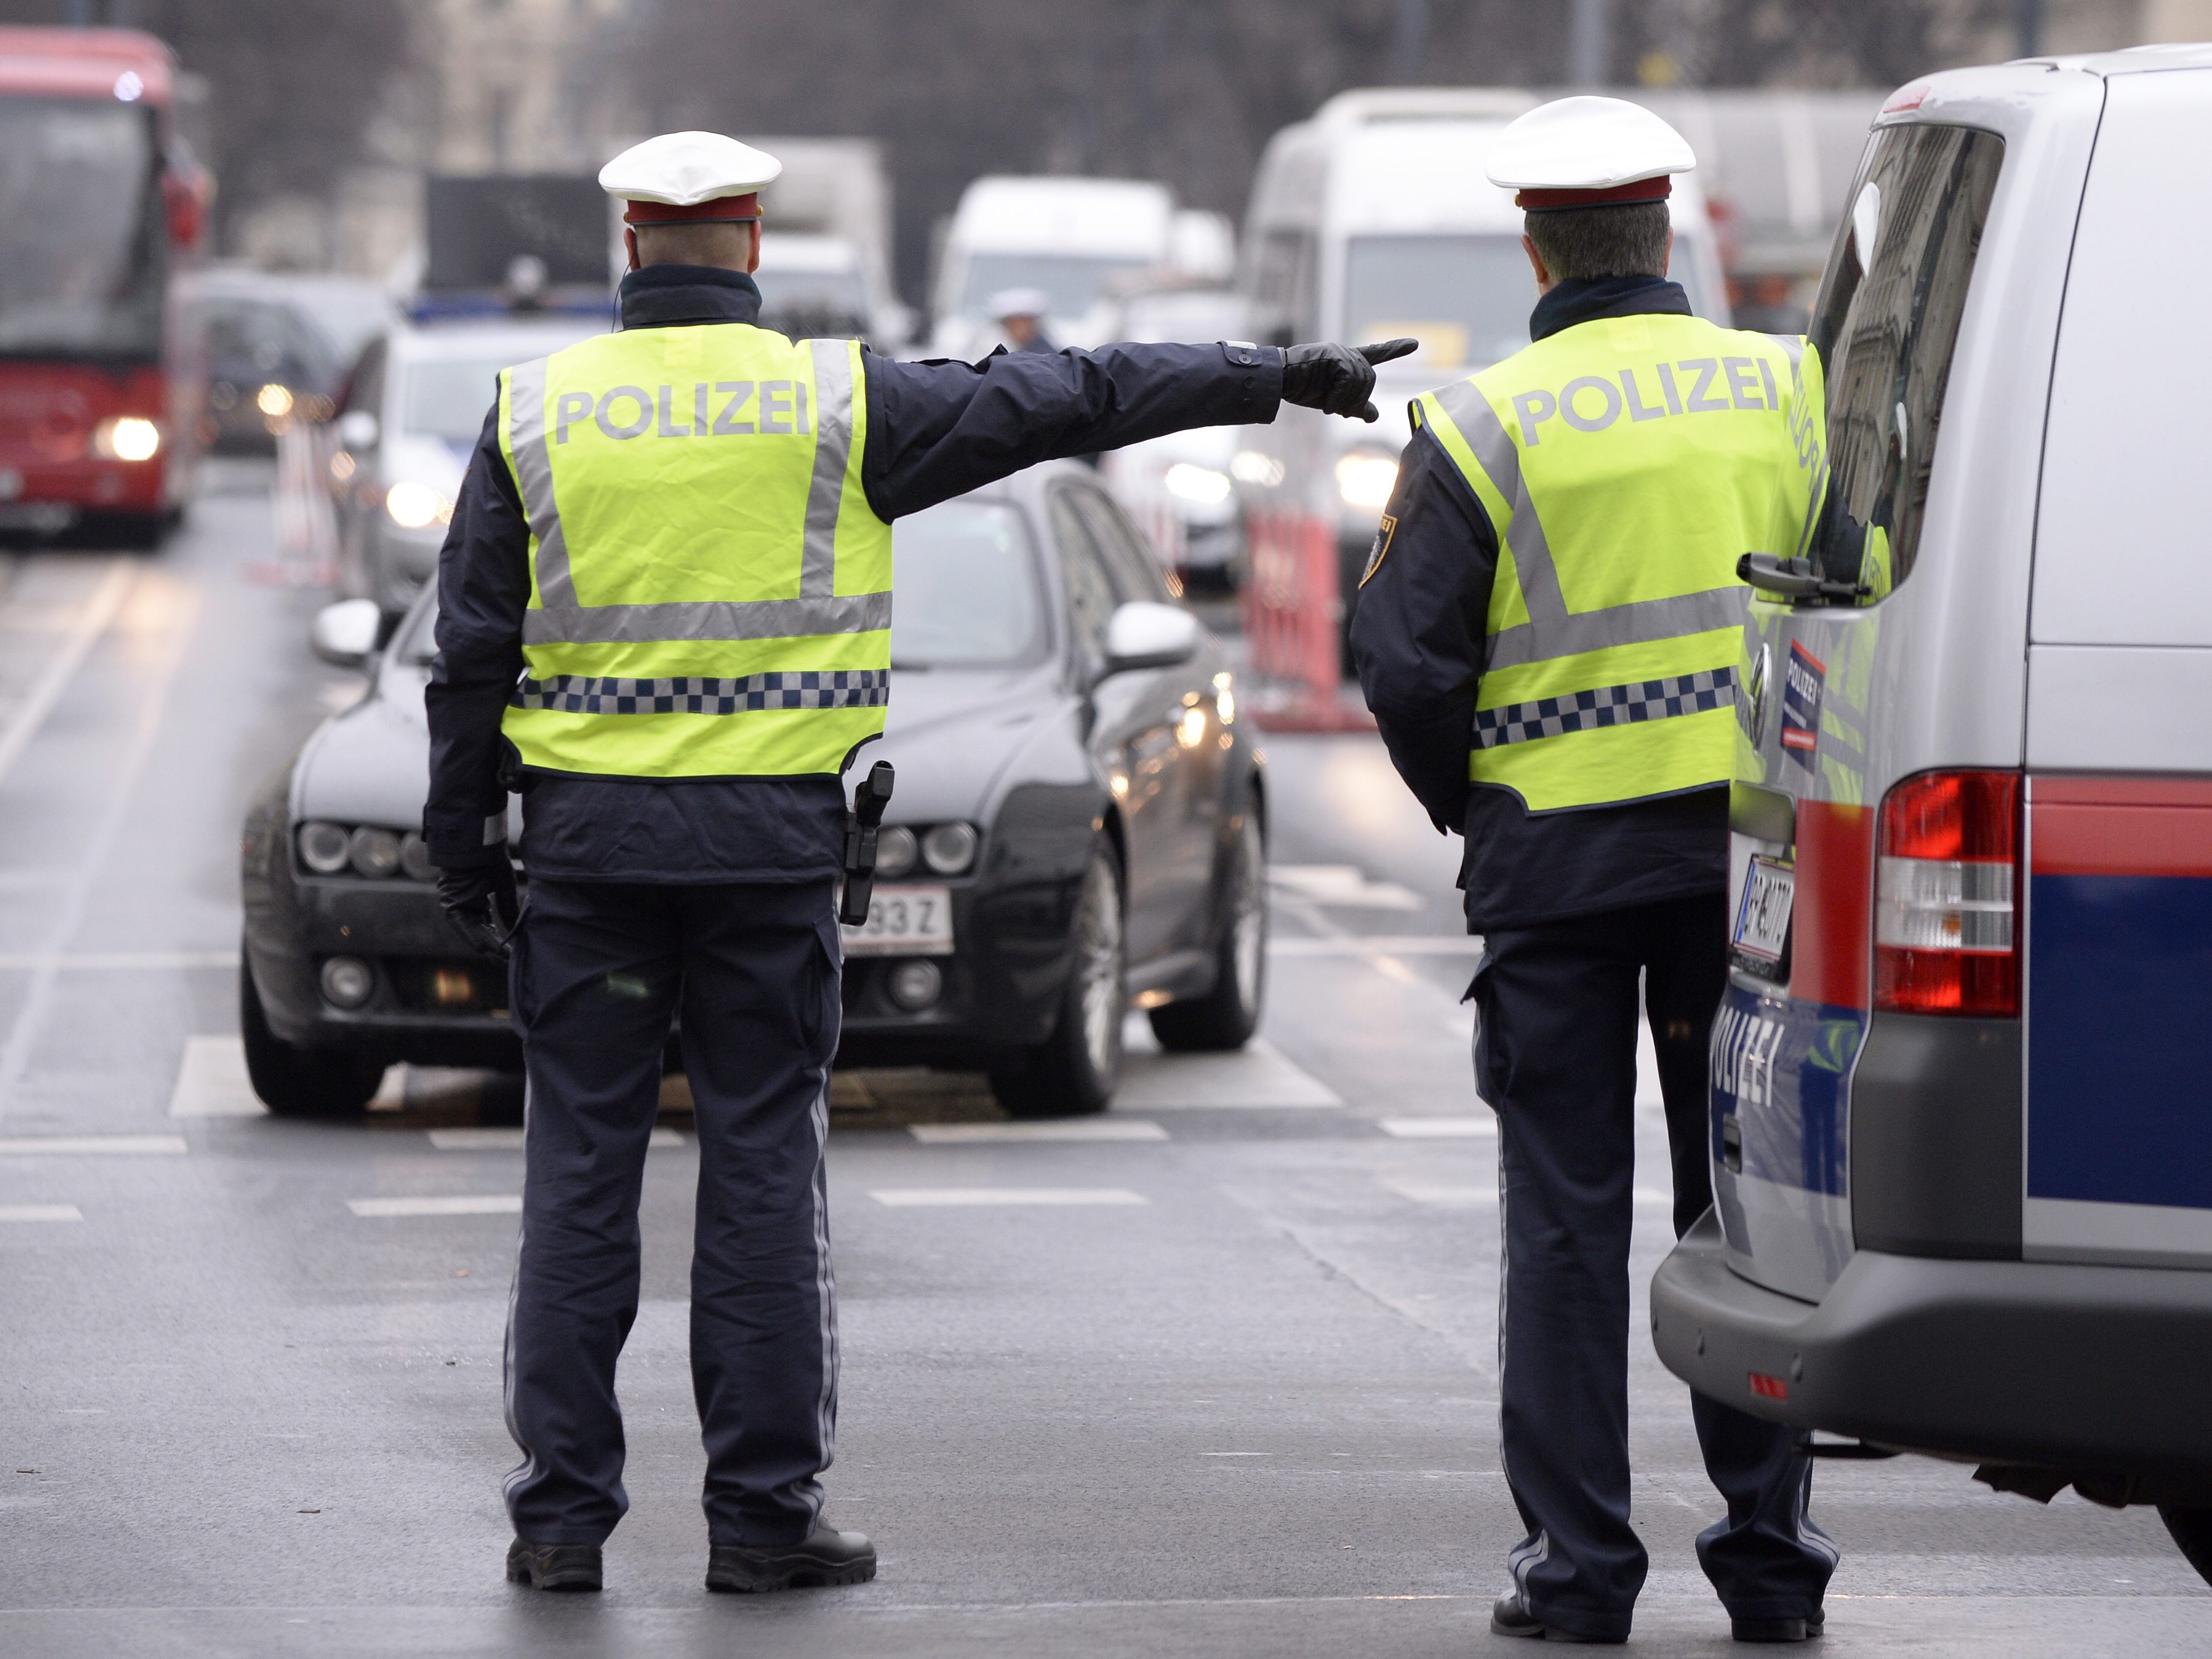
425, 265, 1280, 882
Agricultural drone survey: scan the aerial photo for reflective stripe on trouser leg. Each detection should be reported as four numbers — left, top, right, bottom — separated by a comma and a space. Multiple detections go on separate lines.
683, 880, 842, 1546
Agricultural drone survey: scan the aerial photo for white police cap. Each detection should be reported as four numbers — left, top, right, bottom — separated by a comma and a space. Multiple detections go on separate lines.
988, 287, 1051, 322
598, 131, 782, 217
1485, 96, 1695, 210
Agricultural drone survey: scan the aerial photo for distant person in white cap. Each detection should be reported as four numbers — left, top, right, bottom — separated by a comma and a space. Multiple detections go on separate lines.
985, 286, 1057, 353
1349, 96, 1836, 1644
422, 128, 1416, 1599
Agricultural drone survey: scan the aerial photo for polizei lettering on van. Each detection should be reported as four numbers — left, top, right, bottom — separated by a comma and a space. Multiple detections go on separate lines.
1511, 355, 1781, 444
554, 381, 813, 444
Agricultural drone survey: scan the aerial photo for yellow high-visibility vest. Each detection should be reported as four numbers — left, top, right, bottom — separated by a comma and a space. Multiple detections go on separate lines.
495, 323, 891, 779
1415, 311, 1817, 812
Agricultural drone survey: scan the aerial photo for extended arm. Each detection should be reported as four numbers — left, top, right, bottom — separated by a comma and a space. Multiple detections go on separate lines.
422, 402, 529, 870
859, 341, 1280, 521
1347, 426, 1501, 832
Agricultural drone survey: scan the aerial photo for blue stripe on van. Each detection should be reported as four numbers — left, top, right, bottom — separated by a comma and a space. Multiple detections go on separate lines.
2028, 873, 2212, 1210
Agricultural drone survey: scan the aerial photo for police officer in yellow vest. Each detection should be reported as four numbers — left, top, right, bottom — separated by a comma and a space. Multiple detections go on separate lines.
1349, 100, 1836, 1644
423, 131, 1410, 1597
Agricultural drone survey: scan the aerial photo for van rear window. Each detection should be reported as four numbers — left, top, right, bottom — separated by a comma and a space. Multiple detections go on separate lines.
1802, 123, 2003, 598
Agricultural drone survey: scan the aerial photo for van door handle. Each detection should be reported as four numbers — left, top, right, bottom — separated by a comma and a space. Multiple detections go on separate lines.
1720, 1115, 1744, 1174
1738, 552, 1868, 603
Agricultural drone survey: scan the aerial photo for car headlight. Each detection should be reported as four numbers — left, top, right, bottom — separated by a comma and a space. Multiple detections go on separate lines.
256, 383, 293, 419
385, 479, 454, 531
298, 821, 352, 874
1336, 452, 1399, 510
1231, 449, 1284, 487
875, 825, 918, 879
400, 831, 434, 882
92, 416, 161, 462
1164, 462, 1233, 505
921, 822, 979, 876
349, 827, 402, 879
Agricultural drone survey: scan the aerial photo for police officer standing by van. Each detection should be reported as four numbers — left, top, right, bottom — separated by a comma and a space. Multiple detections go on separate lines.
1349, 99, 1836, 1643
423, 131, 1410, 1597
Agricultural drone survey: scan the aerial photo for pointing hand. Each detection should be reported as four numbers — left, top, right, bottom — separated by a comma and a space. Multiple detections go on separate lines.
1280, 338, 1422, 422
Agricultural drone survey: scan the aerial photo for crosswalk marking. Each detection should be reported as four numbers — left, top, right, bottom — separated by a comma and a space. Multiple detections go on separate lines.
347, 1194, 521, 1218
0, 1203, 80, 1222
1380, 1117, 1496, 1139
1382, 1179, 1676, 1209
1116, 1036, 1341, 1110
168, 1036, 264, 1118
907, 1121, 1168, 1144
869, 1188, 1148, 1207
0, 1135, 186, 1156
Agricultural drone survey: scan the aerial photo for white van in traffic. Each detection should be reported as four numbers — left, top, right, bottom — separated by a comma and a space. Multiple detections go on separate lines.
928, 176, 1177, 358
1650, 46, 2212, 1585
1231, 87, 1733, 662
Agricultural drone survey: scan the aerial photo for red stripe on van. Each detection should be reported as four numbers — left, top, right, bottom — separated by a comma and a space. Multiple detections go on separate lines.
1791, 800, 1874, 1009
2032, 778, 2212, 879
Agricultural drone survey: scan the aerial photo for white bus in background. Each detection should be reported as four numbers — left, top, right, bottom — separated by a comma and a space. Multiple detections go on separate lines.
1232, 87, 1732, 667
928, 176, 1233, 359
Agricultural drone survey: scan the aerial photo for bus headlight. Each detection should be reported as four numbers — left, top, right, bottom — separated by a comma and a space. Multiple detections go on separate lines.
385, 480, 454, 531
92, 416, 161, 462
1335, 452, 1399, 510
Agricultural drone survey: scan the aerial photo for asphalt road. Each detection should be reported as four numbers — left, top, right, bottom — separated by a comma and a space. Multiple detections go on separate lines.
0, 472, 2204, 1657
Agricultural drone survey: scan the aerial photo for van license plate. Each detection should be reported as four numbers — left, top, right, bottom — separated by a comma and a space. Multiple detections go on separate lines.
1731, 857, 1794, 977
842, 884, 954, 956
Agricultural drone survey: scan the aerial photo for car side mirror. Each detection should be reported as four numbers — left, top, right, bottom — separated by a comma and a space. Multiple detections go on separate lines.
310, 598, 383, 670
336, 409, 380, 451
1101, 601, 1200, 678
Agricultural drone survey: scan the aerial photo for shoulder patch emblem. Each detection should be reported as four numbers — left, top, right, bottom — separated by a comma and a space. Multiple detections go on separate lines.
1359, 514, 1397, 588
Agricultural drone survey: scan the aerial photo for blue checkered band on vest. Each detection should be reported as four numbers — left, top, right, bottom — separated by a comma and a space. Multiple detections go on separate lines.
508, 668, 892, 716
1472, 667, 1737, 750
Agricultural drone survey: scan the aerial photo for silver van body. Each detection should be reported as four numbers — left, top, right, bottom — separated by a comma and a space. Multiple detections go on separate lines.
1651, 46, 2212, 1503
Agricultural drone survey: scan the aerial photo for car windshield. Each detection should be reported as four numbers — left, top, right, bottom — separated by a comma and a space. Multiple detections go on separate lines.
1344, 232, 1714, 371
891, 500, 1048, 669
400, 341, 594, 441
957, 253, 1148, 323
0, 96, 162, 358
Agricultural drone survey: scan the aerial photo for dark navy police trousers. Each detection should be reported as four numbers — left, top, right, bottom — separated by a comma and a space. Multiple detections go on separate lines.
502, 876, 842, 1548
1471, 890, 1836, 1641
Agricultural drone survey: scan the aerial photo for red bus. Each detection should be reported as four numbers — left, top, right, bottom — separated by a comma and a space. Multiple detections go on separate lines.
0, 28, 209, 546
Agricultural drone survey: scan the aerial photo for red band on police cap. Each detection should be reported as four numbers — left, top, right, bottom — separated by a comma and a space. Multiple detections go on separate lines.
1514, 176, 1672, 211
622, 193, 761, 225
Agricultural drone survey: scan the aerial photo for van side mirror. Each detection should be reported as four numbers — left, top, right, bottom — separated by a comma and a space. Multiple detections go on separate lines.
310, 598, 383, 670
1101, 601, 1200, 678
336, 409, 380, 451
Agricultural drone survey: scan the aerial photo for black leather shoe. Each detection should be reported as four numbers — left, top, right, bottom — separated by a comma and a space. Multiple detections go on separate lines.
1733, 1610, 1824, 1642
505, 1538, 602, 1591
705, 1524, 876, 1593
1490, 1588, 1624, 1643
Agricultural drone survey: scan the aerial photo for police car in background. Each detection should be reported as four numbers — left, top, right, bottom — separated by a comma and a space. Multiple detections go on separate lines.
1650, 47, 2212, 1585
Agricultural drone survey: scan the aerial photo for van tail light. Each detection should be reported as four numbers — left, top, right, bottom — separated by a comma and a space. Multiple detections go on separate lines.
1874, 770, 2021, 1016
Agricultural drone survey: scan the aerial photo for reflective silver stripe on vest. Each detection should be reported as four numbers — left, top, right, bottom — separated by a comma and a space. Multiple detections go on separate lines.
1432, 379, 1748, 672
520, 590, 892, 646
506, 358, 577, 608
1474, 666, 1736, 749
801, 339, 853, 599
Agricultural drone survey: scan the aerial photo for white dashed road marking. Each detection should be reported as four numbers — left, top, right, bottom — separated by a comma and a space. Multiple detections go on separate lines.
347, 1195, 522, 1218
0, 1135, 186, 1156
1380, 1117, 1496, 1139
0, 1203, 81, 1222
907, 1121, 1169, 1144
168, 1036, 264, 1118
869, 1188, 1148, 1207
426, 1128, 685, 1151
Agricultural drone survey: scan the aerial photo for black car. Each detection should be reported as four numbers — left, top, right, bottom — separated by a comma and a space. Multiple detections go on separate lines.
239, 460, 1268, 1117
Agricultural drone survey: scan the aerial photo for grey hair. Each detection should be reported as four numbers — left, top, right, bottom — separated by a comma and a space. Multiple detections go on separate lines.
1524, 201, 1671, 281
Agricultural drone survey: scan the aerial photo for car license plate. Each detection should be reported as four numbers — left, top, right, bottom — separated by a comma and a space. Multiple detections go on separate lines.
842, 884, 954, 956
1731, 856, 1794, 977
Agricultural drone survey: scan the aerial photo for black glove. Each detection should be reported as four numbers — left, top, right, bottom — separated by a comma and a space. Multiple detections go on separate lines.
1279, 338, 1421, 422
437, 856, 521, 962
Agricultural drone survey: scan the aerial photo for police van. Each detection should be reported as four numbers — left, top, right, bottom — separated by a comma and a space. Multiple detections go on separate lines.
1649, 46, 2212, 1583
1231, 87, 1732, 662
